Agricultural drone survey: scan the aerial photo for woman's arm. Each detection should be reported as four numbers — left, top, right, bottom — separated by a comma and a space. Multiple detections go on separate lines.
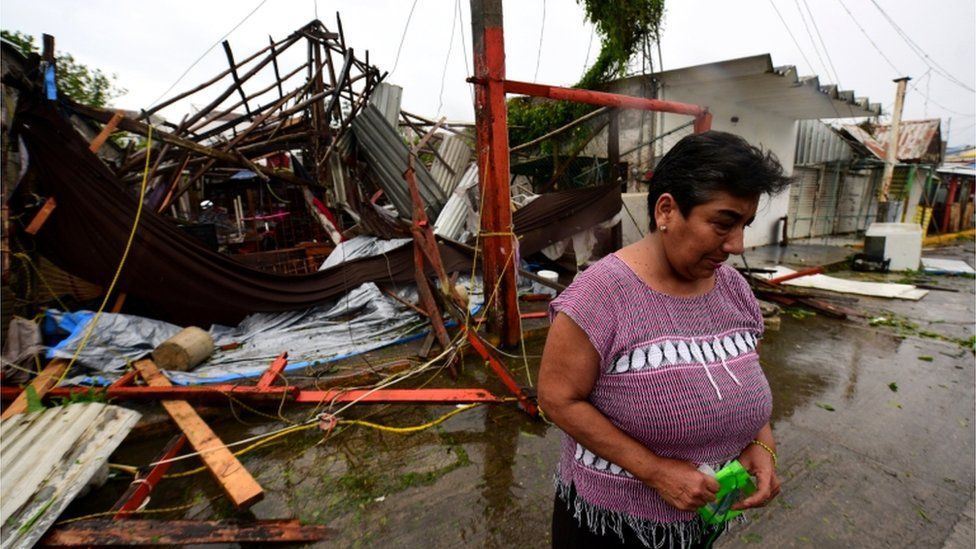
538, 312, 719, 512
732, 422, 781, 510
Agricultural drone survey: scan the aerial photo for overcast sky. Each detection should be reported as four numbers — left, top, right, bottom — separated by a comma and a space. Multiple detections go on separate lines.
2, 0, 974, 146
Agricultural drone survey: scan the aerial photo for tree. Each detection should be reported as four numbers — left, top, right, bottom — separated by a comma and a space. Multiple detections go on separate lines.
507, 0, 666, 147
1, 29, 126, 107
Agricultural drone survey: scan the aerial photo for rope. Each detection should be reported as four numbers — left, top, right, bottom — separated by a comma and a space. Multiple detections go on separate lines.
54, 496, 221, 526
11, 252, 70, 311
111, 401, 485, 479
53, 124, 154, 387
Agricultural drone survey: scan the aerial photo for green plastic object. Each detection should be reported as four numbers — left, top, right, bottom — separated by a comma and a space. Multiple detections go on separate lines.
697, 460, 756, 525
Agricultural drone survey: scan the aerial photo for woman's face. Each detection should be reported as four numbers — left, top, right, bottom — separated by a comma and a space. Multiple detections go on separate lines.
655, 191, 759, 281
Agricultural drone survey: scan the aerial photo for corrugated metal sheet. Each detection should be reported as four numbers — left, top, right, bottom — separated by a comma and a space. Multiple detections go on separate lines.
612, 54, 881, 120
834, 171, 874, 234
433, 164, 478, 240
840, 119, 942, 163
1, 403, 141, 549
788, 167, 820, 238
811, 164, 844, 237
328, 134, 358, 218
795, 120, 852, 165
351, 105, 447, 221
430, 135, 472, 194
368, 82, 403, 128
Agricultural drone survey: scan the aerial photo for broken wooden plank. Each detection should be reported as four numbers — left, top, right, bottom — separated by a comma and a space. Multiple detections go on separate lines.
40, 519, 333, 546
24, 197, 56, 236
1, 359, 67, 420
88, 110, 124, 153
133, 359, 264, 510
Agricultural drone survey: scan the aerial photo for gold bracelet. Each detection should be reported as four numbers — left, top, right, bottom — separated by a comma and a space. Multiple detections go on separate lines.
751, 439, 778, 467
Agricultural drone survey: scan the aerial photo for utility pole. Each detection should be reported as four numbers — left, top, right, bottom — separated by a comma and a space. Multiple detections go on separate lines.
469, 0, 521, 346
876, 76, 911, 222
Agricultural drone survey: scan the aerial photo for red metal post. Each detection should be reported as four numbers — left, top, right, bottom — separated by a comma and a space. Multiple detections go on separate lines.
694, 111, 713, 133
767, 266, 824, 285
471, 0, 521, 347
256, 352, 288, 388
111, 435, 187, 518
294, 388, 503, 404
502, 80, 708, 118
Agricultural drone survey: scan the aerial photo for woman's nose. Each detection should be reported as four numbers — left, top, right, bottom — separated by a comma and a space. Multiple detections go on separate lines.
722, 227, 745, 255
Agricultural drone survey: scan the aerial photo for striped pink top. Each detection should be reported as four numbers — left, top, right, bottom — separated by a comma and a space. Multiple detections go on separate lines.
549, 253, 772, 538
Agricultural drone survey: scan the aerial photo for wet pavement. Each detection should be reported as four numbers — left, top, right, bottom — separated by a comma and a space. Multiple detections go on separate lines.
68, 243, 974, 548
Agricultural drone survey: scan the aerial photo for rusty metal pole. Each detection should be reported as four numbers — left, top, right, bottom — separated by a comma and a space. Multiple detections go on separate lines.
470, 0, 520, 346
876, 76, 911, 222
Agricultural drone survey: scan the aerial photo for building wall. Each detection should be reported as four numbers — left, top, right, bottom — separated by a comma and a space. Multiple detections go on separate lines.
608, 79, 800, 248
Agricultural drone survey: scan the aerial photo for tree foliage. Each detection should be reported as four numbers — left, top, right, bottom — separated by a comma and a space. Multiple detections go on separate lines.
507, 0, 665, 147
1, 29, 125, 107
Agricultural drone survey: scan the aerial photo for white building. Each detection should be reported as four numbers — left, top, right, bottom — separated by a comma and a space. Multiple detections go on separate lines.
602, 54, 881, 248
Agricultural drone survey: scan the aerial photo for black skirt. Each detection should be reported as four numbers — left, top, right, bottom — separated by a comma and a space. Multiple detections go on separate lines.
551, 486, 723, 549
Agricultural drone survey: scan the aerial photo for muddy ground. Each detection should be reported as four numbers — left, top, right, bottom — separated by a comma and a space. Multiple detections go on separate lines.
68, 243, 975, 548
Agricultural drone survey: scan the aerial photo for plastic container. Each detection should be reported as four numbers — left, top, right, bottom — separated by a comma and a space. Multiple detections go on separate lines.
536, 270, 559, 284
864, 223, 922, 271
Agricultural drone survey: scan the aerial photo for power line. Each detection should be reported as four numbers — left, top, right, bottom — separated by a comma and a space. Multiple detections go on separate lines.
456, 0, 475, 105
801, 0, 842, 85
533, 0, 546, 81
768, 0, 817, 76
867, 0, 975, 94
583, 27, 595, 71
436, 0, 459, 115
390, 0, 421, 77
835, 0, 901, 75
792, 0, 833, 82
906, 70, 975, 117
147, 0, 268, 109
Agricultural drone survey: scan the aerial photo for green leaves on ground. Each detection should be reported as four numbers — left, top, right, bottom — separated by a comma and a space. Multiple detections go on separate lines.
816, 402, 835, 412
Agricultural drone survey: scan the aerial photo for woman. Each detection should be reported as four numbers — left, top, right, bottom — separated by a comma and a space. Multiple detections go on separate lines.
538, 131, 790, 548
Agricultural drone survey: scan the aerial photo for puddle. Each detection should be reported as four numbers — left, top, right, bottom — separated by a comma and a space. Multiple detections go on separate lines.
63, 275, 973, 547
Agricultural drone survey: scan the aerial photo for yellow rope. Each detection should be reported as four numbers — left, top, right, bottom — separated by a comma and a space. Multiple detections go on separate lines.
113, 403, 484, 480
54, 124, 154, 386
11, 252, 70, 311
54, 498, 214, 526
339, 403, 479, 434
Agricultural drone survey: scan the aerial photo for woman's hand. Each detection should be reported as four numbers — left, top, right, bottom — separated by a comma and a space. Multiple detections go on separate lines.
731, 441, 781, 510
641, 458, 720, 512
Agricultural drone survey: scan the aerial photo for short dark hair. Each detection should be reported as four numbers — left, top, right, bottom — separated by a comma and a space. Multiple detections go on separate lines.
646, 130, 791, 231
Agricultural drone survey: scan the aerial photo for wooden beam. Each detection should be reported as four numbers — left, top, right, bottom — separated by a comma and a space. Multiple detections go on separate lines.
222, 41, 252, 119
24, 197, 56, 235
133, 359, 264, 509
88, 110, 124, 153
1, 359, 67, 420
67, 101, 316, 189
141, 33, 296, 119
40, 519, 333, 546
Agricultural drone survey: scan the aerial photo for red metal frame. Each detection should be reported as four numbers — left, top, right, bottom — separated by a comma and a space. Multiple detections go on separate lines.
111, 434, 187, 518
256, 352, 288, 388
469, 0, 711, 346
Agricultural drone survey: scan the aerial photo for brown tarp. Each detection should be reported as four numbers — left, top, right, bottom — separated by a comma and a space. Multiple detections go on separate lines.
13, 96, 620, 326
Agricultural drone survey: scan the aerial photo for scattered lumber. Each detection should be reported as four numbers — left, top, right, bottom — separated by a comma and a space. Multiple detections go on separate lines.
39, 519, 333, 546
1, 359, 67, 420
133, 359, 264, 510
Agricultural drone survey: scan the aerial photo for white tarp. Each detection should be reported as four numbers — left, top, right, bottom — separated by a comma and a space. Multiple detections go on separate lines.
758, 266, 929, 300
921, 257, 976, 275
